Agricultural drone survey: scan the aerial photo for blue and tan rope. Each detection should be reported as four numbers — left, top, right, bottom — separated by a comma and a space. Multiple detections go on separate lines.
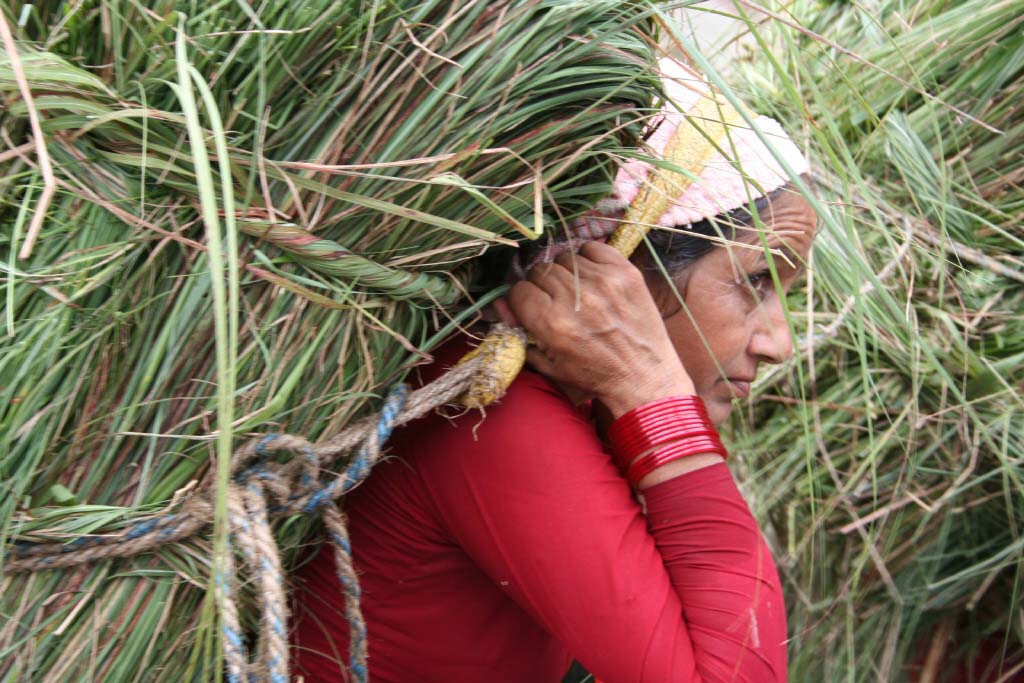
4, 345, 504, 683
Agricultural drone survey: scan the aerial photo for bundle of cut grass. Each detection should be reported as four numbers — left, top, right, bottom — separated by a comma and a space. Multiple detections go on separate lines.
0, 2, 664, 679
687, 1, 1024, 679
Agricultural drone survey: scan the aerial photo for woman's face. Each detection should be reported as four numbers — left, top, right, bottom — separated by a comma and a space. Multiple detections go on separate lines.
649, 191, 818, 425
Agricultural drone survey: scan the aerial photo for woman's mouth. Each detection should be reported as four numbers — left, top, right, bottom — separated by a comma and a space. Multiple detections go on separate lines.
726, 379, 752, 398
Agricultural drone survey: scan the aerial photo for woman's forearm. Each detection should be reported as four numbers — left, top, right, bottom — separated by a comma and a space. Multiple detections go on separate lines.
598, 394, 783, 680
643, 463, 788, 682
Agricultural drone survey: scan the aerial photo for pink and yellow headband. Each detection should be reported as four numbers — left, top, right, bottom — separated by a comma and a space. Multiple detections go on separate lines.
605, 57, 810, 257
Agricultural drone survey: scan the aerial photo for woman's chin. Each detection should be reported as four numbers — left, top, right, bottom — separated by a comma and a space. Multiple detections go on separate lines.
703, 396, 733, 426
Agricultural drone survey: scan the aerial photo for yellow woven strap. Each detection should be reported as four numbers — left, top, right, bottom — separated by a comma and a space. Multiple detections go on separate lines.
607, 92, 745, 258
457, 92, 744, 409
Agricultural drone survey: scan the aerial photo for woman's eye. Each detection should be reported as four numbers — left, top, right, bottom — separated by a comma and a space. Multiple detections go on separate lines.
741, 270, 773, 296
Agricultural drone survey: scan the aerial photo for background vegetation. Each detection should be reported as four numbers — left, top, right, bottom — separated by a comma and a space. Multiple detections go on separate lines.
1, 0, 1021, 681
703, 1, 1023, 680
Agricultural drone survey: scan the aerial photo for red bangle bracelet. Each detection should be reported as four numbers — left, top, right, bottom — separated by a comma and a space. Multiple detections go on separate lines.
626, 435, 729, 487
609, 400, 709, 443
607, 395, 720, 473
608, 396, 706, 443
612, 422, 715, 459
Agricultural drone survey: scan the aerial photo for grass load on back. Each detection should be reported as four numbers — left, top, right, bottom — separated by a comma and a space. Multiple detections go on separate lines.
0, 2, 662, 679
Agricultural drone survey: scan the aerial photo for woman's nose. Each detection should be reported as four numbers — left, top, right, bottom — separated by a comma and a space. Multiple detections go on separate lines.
747, 296, 794, 364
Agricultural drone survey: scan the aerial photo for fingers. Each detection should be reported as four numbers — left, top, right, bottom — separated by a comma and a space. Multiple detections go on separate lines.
509, 271, 583, 349
517, 245, 639, 321
491, 297, 519, 326
511, 242, 644, 348
525, 346, 555, 376
552, 249, 598, 277
531, 244, 636, 297
507, 280, 550, 328
578, 240, 632, 265
526, 257, 579, 301
527, 248, 607, 293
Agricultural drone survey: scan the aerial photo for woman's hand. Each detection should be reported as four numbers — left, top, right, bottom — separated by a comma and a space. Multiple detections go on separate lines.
506, 242, 695, 418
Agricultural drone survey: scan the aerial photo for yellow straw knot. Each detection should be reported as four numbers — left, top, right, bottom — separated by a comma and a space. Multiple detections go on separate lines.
457, 323, 528, 409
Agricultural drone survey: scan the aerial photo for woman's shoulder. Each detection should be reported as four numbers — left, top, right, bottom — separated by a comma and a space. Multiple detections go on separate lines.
400, 334, 600, 458
382, 335, 624, 542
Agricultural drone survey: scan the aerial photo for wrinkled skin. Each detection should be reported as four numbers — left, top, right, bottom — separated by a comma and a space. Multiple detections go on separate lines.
505, 191, 817, 483
646, 190, 818, 425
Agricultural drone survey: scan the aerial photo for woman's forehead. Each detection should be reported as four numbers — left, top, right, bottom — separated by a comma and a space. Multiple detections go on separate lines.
714, 202, 816, 269
739, 193, 816, 246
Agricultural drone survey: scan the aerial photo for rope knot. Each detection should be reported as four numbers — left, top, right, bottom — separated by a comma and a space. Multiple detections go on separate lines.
8, 357, 477, 683
456, 324, 528, 409
231, 433, 322, 515
219, 383, 411, 683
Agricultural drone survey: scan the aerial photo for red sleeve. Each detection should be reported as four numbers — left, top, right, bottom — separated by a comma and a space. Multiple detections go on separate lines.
642, 466, 788, 681
412, 368, 787, 682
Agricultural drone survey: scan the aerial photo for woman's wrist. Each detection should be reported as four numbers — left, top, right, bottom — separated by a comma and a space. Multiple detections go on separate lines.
633, 453, 725, 490
598, 366, 695, 419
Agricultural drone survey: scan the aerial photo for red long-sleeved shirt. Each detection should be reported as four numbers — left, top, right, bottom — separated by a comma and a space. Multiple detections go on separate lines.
291, 344, 787, 682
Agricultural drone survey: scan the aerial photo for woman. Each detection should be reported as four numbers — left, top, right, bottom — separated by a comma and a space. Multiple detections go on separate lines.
291, 59, 816, 682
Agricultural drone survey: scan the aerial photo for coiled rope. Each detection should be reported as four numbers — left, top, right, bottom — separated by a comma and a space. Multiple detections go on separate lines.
5, 91, 733, 682
5, 346, 513, 683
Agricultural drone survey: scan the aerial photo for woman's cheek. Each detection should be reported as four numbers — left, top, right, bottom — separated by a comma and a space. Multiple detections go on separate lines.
708, 278, 755, 320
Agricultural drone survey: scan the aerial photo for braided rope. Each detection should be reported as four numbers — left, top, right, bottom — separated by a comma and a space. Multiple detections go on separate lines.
246, 483, 289, 683
324, 503, 369, 682
5, 350, 489, 573
224, 492, 255, 683
217, 551, 249, 683
238, 221, 460, 305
